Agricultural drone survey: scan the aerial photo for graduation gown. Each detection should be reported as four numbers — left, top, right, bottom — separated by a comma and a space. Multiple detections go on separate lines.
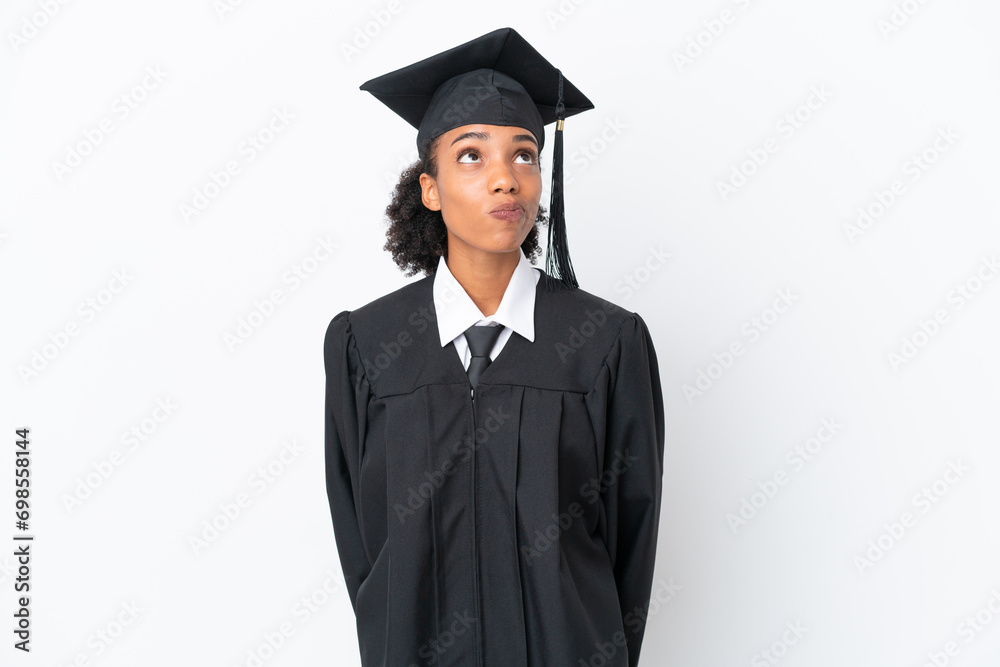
324, 268, 665, 667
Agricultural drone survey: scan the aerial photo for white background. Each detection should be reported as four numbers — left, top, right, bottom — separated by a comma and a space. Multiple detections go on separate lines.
2, 0, 999, 665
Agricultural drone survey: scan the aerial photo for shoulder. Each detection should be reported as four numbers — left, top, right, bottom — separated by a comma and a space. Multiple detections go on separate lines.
538, 273, 643, 346
323, 273, 437, 366
353, 273, 435, 345
326, 273, 434, 332
533, 273, 651, 384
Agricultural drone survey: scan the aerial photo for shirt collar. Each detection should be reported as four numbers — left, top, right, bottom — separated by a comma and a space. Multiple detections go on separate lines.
433, 247, 538, 347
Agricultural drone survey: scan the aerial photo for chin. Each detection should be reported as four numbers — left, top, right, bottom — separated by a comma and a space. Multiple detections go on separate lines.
476, 240, 523, 255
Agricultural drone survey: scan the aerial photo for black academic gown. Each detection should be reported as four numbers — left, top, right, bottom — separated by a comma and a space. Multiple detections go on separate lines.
324, 268, 665, 667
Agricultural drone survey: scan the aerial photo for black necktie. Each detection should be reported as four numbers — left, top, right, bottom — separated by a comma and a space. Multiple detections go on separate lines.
464, 324, 503, 391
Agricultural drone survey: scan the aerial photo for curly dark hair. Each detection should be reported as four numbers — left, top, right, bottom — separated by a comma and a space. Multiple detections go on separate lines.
383, 135, 547, 278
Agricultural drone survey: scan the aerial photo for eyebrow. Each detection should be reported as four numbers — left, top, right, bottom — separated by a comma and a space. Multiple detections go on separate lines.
450, 130, 538, 147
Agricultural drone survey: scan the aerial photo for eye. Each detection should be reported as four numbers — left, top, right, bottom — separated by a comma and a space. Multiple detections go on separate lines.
457, 149, 481, 163
515, 150, 537, 165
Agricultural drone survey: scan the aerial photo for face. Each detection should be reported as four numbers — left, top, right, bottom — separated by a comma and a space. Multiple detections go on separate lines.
419, 123, 542, 258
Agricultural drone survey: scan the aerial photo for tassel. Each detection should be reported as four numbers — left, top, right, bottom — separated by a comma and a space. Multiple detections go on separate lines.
545, 69, 579, 291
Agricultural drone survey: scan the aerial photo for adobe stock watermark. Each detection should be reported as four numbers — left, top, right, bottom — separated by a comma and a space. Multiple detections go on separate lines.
726, 417, 843, 534
630, 577, 682, 631
612, 245, 672, 300
887, 254, 997, 371
16, 268, 134, 385
7, 0, 73, 54
672, 0, 758, 73
717, 85, 833, 202
750, 621, 808, 666
224, 235, 339, 351
877, 0, 932, 40
843, 126, 958, 244
339, 0, 408, 63
55, 601, 144, 667
51, 65, 168, 182
213, 0, 250, 20
544, 0, 592, 30
335, 274, 504, 397
342, 289, 462, 394
408, 609, 477, 666
915, 587, 1000, 667
178, 106, 294, 224
683, 288, 798, 403
577, 577, 682, 667
188, 438, 305, 556
61, 397, 178, 514
520, 447, 639, 565
232, 569, 346, 667
554, 300, 624, 363
417, 71, 529, 150
393, 403, 512, 524
382, 147, 421, 189
563, 116, 629, 187
853, 458, 969, 575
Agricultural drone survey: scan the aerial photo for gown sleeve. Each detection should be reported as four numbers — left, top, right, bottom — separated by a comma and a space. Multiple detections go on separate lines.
597, 312, 665, 666
324, 309, 372, 614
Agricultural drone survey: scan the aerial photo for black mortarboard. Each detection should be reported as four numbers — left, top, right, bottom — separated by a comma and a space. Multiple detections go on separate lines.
360, 27, 594, 290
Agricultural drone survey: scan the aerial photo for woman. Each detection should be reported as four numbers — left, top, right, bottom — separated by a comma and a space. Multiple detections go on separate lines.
324, 27, 665, 667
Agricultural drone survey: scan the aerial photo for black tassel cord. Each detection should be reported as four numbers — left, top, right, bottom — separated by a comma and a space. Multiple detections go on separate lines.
545, 69, 579, 291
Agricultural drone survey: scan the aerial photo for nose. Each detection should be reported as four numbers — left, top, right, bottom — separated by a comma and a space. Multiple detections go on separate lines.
488, 159, 518, 194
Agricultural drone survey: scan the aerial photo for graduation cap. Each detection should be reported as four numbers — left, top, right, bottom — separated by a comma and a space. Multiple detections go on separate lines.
359, 27, 594, 290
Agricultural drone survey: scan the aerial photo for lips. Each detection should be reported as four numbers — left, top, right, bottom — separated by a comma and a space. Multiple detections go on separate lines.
489, 201, 524, 221
490, 202, 522, 213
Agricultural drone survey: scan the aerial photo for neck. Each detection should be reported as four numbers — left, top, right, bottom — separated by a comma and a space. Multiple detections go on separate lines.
444, 242, 520, 318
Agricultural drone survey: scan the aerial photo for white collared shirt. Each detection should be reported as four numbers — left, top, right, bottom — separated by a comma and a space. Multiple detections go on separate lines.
432, 248, 540, 383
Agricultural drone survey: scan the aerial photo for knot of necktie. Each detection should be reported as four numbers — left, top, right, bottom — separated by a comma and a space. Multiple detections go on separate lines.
464, 324, 503, 390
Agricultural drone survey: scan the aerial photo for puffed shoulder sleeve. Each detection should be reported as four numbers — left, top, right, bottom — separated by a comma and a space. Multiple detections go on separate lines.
324, 309, 372, 614
593, 312, 665, 667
